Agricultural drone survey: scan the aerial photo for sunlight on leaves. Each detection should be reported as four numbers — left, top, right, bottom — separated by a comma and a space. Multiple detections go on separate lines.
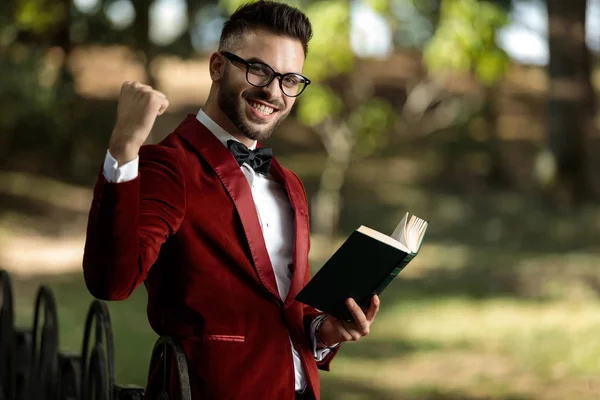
219, 0, 256, 15
350, 97, 396, 155
16, 0, 67, 34
364, 0, 391, 14
423, 0, 510, 86
219, 0, 302, 15
476, 49, 510, 86
297, 85, 344, 127
302, 0, 353, 82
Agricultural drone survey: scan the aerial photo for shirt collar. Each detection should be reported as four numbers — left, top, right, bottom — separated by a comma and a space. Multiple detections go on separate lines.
195, 109, 257, 150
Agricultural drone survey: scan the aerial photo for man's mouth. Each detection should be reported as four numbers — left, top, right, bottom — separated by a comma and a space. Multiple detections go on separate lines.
248, 100, 277, 116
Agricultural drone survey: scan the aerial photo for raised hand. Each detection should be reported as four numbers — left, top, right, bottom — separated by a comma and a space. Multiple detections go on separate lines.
109, 81, 170, 165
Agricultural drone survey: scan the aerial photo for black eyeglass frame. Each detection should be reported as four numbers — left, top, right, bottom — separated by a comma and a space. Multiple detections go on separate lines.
220, 51, 311, 98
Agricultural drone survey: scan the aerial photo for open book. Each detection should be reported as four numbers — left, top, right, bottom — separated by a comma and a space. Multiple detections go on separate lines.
295, 212, 428, 322
359, 212, 428, 255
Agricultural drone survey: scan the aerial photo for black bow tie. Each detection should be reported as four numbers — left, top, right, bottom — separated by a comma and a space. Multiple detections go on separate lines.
227, 140, 273, 175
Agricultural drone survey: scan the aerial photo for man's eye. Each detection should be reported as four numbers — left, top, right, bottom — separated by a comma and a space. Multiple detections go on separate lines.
283, 76, 299, 86
249, 64, 270, 76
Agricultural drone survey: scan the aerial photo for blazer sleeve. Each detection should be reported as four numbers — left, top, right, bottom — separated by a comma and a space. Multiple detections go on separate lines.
82, 145, 186, 300
302, 276, 340, 371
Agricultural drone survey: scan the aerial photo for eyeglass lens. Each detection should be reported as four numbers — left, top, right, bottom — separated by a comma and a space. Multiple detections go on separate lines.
247, 64, 307, 97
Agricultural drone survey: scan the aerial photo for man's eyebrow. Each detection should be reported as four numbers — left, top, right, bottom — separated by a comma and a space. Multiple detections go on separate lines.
245, 56, 269, 64
245, 56, 302, 75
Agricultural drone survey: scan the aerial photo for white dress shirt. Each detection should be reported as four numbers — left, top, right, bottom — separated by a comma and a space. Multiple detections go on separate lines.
103, 109, 334, 393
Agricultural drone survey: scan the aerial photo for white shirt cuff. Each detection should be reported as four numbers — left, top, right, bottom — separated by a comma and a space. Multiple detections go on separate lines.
103, 149, 139, 183
310, 314, 339, 362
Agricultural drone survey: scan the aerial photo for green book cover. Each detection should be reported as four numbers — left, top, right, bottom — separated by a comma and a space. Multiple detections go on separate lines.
296, 212, 429, 322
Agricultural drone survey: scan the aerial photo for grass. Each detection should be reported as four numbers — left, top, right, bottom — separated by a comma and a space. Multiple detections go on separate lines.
9, 255, 600, 399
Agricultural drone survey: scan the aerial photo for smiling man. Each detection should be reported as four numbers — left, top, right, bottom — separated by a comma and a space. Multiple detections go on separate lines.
82, 1, 380, 399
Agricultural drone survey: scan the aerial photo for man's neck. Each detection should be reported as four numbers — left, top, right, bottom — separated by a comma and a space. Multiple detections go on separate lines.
203, 101, 256, 148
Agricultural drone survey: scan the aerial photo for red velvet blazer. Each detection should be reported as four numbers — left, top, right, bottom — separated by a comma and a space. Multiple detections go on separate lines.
82, 115, 339, 399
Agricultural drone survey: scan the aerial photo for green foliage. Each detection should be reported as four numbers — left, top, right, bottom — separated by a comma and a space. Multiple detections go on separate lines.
302, 0, 353, 82
16, 0, 68, 35
219, 0, 301, 15
364, 0, 392, 14
296, 85, 344, 127
220, 0, 256, 14
350, 97, 396, 155
423, 0, 510, 86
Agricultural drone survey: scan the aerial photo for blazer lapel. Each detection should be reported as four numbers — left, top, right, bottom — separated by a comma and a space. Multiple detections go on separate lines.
269, 159, 310, 308
175, 115, 281, 302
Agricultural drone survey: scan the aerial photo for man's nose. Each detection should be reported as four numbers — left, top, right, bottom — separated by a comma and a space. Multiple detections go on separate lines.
262, 77, 283, 99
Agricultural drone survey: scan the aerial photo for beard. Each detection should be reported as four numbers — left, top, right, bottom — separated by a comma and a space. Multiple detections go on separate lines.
218, 67, 289, 142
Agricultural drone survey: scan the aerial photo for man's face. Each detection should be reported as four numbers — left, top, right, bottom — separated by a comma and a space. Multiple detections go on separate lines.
217, 30, 306, 142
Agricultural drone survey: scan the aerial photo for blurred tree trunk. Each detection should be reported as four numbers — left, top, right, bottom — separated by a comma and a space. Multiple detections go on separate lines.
311, 69, 376, 246
312, 119, 355, 244
544, 0, 596, 205
55, 0, 79, 179
482, 85, 509, 187
55, 0, 72, 88
132, 0, 155, 86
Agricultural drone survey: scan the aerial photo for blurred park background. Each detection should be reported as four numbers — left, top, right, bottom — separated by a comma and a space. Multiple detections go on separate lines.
2, 0, 600, 398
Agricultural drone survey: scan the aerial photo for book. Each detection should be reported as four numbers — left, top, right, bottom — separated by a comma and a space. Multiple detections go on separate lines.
295, 212, 428, 322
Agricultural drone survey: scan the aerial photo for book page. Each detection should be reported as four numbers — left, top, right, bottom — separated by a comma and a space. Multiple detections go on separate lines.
357, 226, 410, 253
391, 212, 428, 253
391, 213, 408, 245
360, 212, 428, 254
406, 215, 428, 253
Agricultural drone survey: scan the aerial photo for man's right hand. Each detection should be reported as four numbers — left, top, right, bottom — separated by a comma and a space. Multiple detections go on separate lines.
109, 81, 170, 165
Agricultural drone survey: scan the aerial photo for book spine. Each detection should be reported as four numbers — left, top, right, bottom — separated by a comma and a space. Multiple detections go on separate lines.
372, 253, 415, 296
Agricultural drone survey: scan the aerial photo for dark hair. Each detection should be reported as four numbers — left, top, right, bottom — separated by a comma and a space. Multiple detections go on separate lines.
219, 1, 313, 56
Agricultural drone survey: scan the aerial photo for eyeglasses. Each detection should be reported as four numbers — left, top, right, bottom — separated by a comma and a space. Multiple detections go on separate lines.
220, 51, 311, 98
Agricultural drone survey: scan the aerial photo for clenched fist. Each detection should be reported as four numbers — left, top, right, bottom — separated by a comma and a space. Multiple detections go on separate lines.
109, 81, 170, 165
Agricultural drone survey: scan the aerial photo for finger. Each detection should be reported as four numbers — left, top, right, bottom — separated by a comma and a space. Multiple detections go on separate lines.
153, 90, 167, 99
365, 295, 380, 323
157, 98, 170, 116
133, 81, 150, 90
120, 81, 137, 95
346, 298, 369, 335
338, 324, 360, 342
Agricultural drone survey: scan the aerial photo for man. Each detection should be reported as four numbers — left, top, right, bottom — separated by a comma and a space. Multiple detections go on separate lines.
82, 1, 380, 399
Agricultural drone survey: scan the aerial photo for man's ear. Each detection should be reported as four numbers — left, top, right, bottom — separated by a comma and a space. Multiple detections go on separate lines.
209, 52, 225, 82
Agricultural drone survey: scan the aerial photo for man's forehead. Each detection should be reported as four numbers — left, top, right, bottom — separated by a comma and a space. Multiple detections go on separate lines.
235, 31, 305, 72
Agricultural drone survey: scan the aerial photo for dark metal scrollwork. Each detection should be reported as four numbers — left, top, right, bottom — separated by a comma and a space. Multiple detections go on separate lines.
0, 271, 15, 400
148, 337, 191, 400
57, 352, 81, 400
0, 271, 192, 400
14, 329, 31, 400
80, 300, 115, 400
29, 286, 59, 400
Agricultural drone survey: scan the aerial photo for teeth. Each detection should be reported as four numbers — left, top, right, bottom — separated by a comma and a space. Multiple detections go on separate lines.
250, 101, 274, 115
